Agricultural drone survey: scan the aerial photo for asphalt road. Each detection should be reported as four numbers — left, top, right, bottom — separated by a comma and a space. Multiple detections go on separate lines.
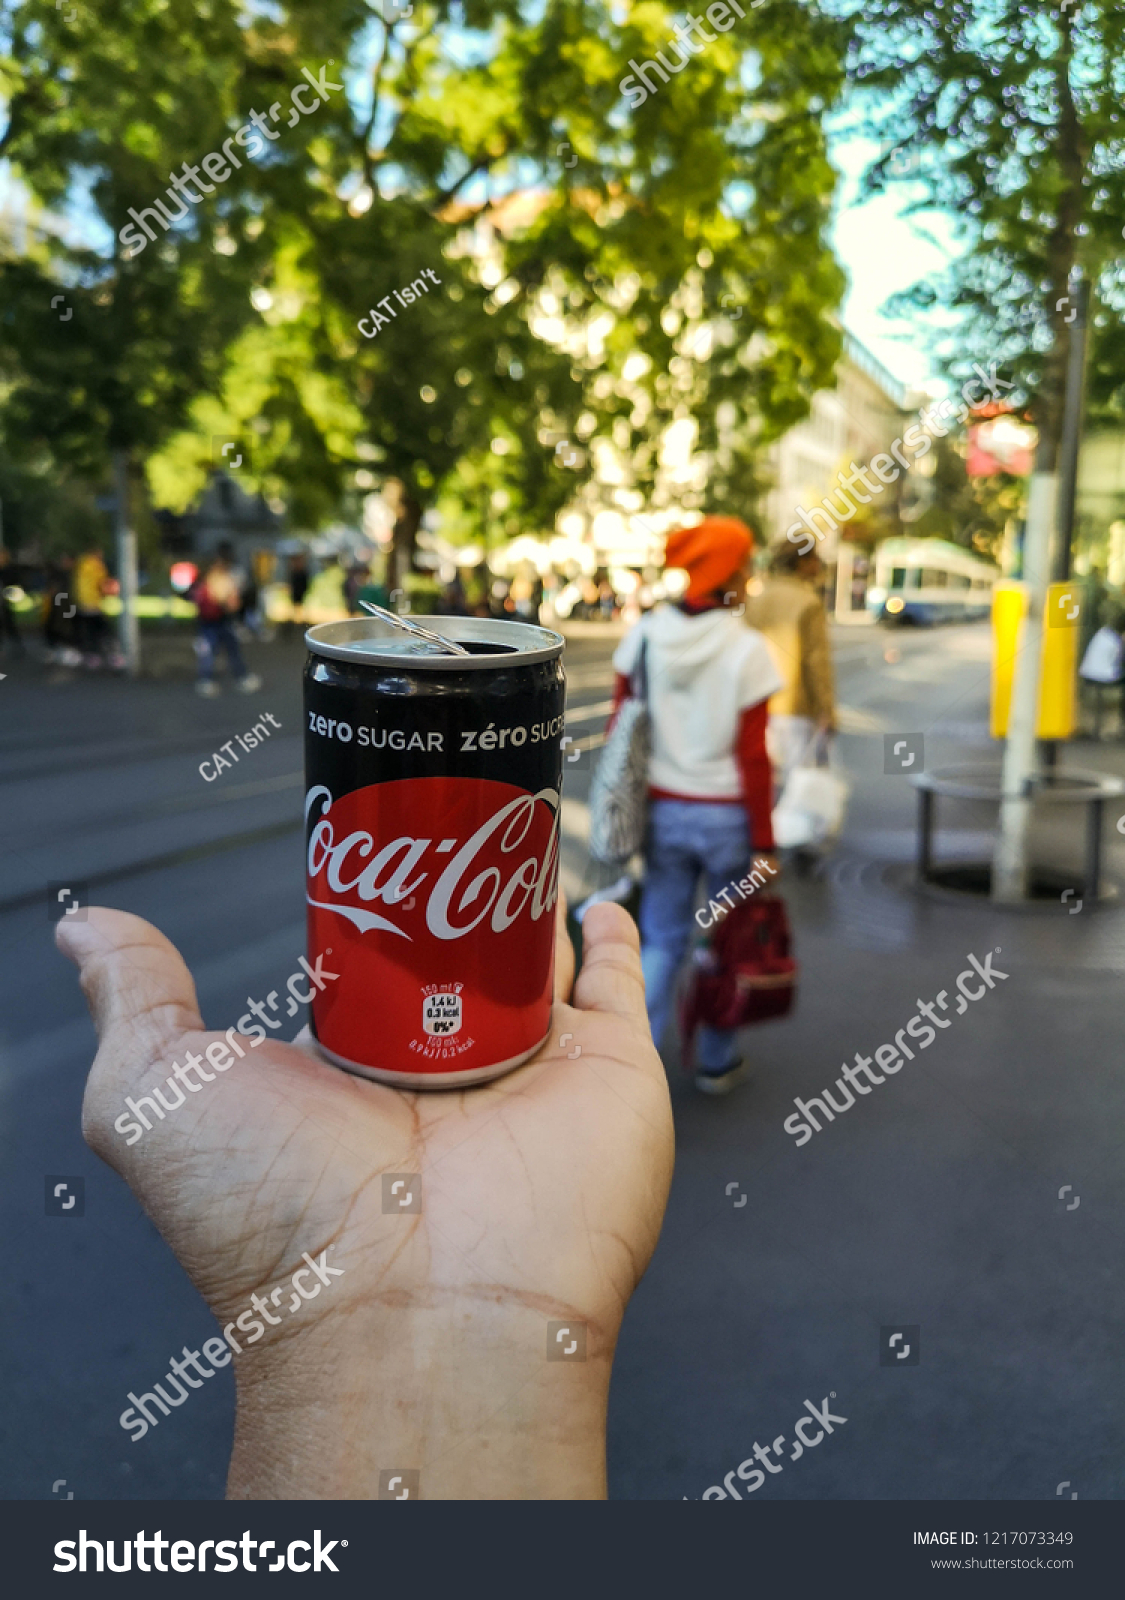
3, 618, 1124, 1501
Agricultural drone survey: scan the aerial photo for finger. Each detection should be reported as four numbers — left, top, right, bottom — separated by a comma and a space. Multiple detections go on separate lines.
55, 907, 204, 1083
553, 893, 575, 1002
570, 901, 649, 1026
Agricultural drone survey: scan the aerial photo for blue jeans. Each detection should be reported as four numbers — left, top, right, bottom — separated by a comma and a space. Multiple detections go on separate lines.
197, 619, 247, 682
640, 799, 752, 1073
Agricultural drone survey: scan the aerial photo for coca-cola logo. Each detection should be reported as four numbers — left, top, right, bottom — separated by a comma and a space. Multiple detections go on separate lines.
305, 778, 560, 943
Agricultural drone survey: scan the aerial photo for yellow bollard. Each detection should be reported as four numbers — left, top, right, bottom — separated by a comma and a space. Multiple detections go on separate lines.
990, 581, 1078, 739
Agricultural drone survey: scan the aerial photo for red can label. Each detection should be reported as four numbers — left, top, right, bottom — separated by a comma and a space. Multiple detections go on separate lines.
303, 639, 565, 1084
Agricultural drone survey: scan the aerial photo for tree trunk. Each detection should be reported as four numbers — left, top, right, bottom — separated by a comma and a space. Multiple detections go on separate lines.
389, 490, 423, 599
113, 448, 140, 678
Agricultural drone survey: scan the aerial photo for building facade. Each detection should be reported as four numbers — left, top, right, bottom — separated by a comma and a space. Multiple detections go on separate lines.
760, 332, 924, 620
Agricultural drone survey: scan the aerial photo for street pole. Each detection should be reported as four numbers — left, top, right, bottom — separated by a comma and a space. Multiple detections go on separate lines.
1053, 274, 1089, 585
113, 449, 141, 677
1040, 275, 1089, 778
991, 471, 1055, 902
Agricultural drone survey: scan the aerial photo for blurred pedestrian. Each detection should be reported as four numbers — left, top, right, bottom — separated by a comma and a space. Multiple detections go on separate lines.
237, 549, 273, 641
72, 543, 112, 668
188, 551, 262, 698
0, 547, 26, 658
510, 572, 536, 620
1078, 613, 1125, 740
742, 542, 837, 793
490, 577, 511, 617
214, 540, 256, 640
286, 552, 309, 634
344, 560, 370, 615
610, 515, 782, 1094
441, 573, 469, 615
43, 555, 79, 663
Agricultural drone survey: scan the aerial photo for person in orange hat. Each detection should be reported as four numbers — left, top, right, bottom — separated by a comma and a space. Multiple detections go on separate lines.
605, 515, 782, 1094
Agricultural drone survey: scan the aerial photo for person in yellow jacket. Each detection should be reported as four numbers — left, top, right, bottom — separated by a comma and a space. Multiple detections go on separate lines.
73, 545, 112, 666
742, 541, 837, 791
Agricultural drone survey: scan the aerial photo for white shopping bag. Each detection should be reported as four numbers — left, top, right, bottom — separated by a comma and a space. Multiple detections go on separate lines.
1079, 625, 1124, 684
772, 763, 849, 849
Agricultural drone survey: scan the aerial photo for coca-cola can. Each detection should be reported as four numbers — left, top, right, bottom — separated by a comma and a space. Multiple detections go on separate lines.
303, 615, 565, 1088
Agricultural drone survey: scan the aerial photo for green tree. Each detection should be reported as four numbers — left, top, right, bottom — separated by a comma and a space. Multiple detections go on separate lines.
470, 0, 849, 527
0, 0, 280, 566
158, 0, 850, 571
0, 444, 104, 558
843, 0, 1125, 454
3, 0, 851, 584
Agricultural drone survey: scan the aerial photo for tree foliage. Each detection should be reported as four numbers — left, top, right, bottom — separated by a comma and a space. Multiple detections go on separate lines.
1, 0, 851, 563
838, 0, 1125, 460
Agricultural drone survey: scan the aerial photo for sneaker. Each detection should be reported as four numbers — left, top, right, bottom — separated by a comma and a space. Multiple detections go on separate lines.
693, 1060, 752, 1096
195, 680, 221, 698
235, 672, 262, 693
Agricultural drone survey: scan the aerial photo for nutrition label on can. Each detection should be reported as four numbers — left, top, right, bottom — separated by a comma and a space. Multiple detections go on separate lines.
422, 985, 463, 1036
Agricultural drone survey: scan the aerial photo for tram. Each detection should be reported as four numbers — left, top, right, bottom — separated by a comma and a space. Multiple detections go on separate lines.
866, 537, 997, 625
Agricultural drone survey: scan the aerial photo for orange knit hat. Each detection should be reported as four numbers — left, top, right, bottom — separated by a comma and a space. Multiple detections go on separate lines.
664, 516, 755, 603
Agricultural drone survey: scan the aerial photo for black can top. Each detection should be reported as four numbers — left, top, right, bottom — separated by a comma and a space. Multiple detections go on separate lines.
305, 616, 564, 671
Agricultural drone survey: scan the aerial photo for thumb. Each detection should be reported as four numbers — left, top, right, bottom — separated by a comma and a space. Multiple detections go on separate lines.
56, 907, 204, 1095
570, 901, 649, 1027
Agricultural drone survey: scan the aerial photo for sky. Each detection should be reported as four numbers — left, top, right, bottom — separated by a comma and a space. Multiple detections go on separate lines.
828, 126, 964, 396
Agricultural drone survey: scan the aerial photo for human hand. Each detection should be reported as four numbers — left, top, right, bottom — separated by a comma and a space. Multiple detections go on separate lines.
58, 899, 674, 1501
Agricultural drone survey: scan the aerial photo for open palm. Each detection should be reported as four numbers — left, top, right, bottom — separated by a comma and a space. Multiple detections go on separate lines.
59, 899, 674, 1499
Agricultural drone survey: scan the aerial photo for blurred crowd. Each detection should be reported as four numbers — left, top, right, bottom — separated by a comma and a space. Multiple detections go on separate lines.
282, 554, 649, 627
1, 544, 127, 672
0, 538, 655, 689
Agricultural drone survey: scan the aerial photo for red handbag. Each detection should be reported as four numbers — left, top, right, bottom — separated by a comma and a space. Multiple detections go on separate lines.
679, 894, 796, 1066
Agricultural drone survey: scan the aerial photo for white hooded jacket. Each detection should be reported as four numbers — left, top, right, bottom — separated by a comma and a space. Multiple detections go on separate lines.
612, 605, 782, 799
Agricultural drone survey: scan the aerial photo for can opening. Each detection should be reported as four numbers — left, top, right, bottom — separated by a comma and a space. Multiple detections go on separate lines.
305, 615, 563, 669
338, 636, 519, 658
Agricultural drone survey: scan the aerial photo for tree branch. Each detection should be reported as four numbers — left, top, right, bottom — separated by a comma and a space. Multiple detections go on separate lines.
359, 12, 394, 190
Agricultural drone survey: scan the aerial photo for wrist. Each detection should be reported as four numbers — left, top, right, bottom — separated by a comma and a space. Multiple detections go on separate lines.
227, 1300, 615, 1500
